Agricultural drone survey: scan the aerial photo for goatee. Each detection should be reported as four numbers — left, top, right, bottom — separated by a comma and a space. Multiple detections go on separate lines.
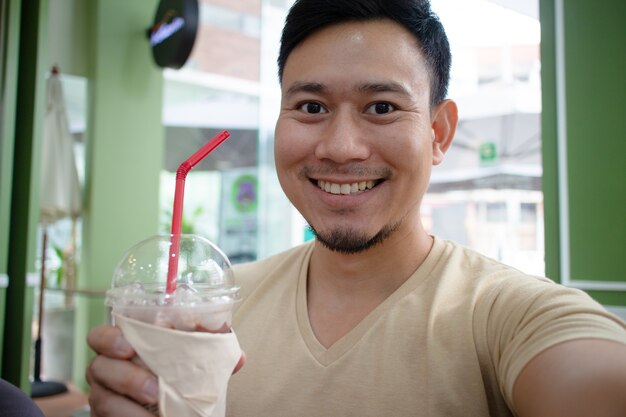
308, 222, 400, 254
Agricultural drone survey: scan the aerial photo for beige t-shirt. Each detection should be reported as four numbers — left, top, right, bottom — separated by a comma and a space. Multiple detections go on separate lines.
227, 237, 626, 417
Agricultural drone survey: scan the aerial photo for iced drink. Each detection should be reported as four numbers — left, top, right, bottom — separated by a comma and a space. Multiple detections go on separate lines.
105, 234, 242, 417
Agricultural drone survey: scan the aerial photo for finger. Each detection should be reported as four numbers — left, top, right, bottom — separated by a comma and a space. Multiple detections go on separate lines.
87, 324, 135, 359
88, 380, 156, 417
88, 355, 159, 405
233, 351, 246, 374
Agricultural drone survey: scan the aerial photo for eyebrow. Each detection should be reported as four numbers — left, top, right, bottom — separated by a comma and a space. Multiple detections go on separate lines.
285, 82, 327, 98
284, 80, 412, 99
357, 81, 412, 97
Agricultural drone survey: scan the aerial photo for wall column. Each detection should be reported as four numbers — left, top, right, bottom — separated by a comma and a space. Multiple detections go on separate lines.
540, 0, 626, 309
1, 0, 48, 390
72, 0, 164, 388
0, 0, 21, 381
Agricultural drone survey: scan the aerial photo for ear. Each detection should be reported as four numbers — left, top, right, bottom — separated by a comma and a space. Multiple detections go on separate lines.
431, 99, 458, 166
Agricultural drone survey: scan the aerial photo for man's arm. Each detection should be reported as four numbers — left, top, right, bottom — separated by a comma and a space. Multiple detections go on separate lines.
513, 338, 626, 417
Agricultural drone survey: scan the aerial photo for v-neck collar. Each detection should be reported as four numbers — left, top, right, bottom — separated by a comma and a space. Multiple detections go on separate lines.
295, 237, 445, 366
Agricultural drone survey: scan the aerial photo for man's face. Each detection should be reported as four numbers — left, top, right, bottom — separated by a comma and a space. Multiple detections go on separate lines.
275, 19, 453, 253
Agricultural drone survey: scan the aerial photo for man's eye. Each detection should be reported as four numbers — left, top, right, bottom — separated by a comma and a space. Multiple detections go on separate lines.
299, 102, 327, 114
366, 102, 395, 115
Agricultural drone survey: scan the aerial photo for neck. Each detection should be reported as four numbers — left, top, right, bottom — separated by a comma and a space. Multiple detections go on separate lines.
308, 224, 433, 296
305, 222, 433, 348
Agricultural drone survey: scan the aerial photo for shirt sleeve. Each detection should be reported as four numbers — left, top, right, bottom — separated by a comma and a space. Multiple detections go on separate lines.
484, 275, 626, 411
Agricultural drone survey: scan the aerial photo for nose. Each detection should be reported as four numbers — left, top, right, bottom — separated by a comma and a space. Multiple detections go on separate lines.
314, 109, 370, 163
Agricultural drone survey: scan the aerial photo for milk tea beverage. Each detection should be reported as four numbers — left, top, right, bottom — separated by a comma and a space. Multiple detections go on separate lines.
105, 234, 241, 417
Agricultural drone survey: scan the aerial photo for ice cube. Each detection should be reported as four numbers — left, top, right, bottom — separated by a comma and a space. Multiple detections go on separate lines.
171, 283, 201, 306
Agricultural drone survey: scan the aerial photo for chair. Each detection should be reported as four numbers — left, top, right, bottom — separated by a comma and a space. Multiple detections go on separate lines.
0, 378, 45, 417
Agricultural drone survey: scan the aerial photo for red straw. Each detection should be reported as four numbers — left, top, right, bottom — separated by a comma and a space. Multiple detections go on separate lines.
166, 130, 230, 294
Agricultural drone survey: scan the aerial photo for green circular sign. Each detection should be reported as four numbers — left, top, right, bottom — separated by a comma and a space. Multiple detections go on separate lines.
231, 174, 258, 213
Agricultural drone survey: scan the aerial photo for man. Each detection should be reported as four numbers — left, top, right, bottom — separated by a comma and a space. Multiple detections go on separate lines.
87, 0, 626, 416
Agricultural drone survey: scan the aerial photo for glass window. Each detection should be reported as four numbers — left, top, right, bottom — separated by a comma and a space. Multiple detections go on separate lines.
486, 202, 507, 223
520, 202, 537, 223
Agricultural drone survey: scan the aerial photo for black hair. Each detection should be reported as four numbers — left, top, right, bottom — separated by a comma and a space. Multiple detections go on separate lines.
277, 0, 451, 107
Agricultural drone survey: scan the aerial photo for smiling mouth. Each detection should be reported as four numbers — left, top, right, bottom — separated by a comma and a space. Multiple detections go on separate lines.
315, 179, 382, 195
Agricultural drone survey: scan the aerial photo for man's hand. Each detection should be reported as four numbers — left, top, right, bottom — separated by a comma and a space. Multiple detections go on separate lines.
513, 338, 626, 417
86, 325, 159, 417
86, 324, 246, 416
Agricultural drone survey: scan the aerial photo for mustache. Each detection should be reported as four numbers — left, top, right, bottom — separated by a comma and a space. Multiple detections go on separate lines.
299, 164, 392, 179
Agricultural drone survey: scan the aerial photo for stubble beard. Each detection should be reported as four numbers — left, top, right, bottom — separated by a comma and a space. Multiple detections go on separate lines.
308, 220, 402, 254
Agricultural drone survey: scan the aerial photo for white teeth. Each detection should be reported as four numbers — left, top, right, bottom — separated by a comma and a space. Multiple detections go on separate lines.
316, 180, 378, 195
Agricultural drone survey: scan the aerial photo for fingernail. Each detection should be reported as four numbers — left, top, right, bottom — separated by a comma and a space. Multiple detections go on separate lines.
143, 378, 159, 402
114, 336, 133, 355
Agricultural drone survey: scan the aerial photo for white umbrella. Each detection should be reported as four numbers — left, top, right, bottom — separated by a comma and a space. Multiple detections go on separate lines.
40, 68, 82, 223
39, 67, 82, 299
33, 66, 82, 398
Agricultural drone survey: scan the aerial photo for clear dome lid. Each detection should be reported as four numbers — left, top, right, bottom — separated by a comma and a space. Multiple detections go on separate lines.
105, 234, 240, 308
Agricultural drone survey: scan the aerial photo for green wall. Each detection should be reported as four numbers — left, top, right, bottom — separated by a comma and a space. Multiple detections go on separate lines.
46, 0, 89, 77
0, 0, 22, 378
541, 0, 626, 306
71, 0, 164, 389
539, 0, 559, 282
1, 0, 48, 390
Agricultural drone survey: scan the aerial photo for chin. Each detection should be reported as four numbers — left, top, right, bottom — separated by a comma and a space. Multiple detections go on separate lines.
309, 221, 400, 254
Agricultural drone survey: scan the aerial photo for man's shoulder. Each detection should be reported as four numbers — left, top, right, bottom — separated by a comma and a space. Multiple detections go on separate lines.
432, 236, 558, 296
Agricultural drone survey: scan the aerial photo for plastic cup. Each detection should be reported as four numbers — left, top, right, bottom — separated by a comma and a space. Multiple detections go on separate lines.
105, 234, 241, 417
105, 131, 234, 417
106, 234, 240, 330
